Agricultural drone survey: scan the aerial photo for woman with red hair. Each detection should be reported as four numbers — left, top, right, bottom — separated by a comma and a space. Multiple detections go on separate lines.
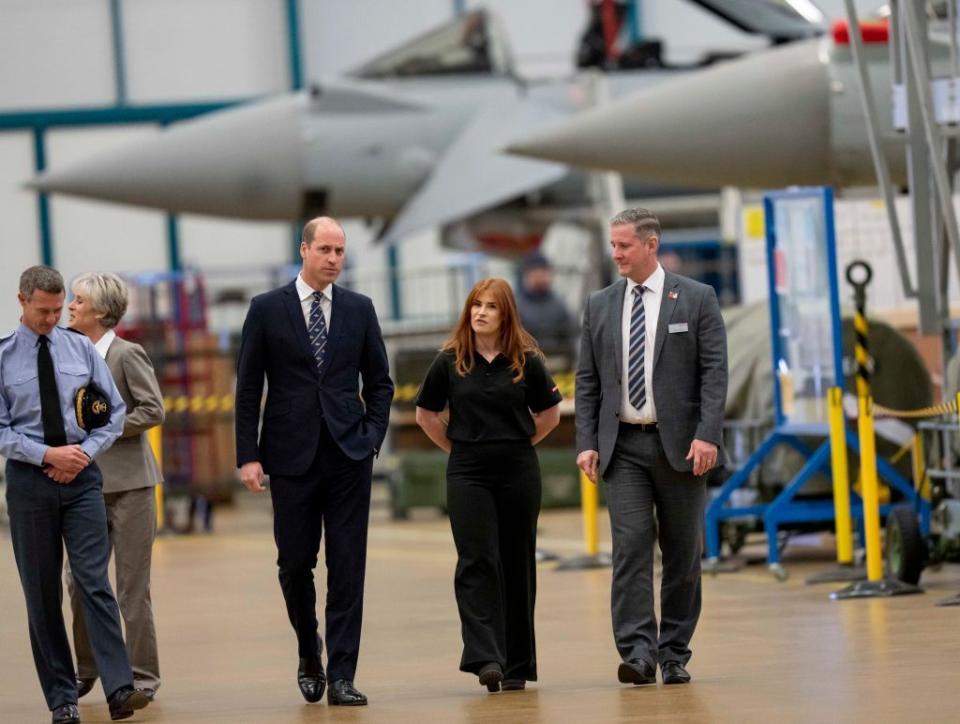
416, 278, 562, 693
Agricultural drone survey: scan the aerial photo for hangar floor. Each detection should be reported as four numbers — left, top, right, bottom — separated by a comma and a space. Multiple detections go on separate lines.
1, 495, 959, 724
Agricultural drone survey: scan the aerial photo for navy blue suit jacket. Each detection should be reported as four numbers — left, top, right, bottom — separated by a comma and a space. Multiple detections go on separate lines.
235, 280, 394, 476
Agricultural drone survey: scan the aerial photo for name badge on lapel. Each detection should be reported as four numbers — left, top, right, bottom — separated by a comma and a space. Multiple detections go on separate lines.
668, 323, 688, 334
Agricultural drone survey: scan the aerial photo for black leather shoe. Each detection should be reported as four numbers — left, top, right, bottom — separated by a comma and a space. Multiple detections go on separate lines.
478, 662, 503, 693
327, 679, 367, 706
618, 659, 656, 685
661, 661, 691, 685
298, 657, 326, 703
107, 686, 150, 721
52, 704, 80, 724
76, 677, 96, 698
501, 679, 526, 691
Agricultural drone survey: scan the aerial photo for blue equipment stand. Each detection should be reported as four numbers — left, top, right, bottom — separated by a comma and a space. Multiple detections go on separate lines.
703, 188, 929, 579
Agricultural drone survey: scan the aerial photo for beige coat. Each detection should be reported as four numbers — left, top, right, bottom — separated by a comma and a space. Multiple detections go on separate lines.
95, 336, 164, 492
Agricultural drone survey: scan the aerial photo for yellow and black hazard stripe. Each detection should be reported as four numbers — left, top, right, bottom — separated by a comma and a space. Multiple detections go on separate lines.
164, 394, 235, 414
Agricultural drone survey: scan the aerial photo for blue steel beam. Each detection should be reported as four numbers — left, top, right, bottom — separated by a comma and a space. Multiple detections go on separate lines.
110, 0, 128, 104
286, 0, 304, 90
286, 0, 303, 260
0, 101, 249, 130
32, 129, 53, 266
387, 242, 402, 320
627, 0, 643, 44
166, 214, 181, 272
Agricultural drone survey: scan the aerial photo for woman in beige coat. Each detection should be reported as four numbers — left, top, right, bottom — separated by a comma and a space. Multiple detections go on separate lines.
64, 272, 165, 700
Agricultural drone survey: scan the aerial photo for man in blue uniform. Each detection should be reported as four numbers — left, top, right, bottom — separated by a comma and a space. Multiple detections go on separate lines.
0, 266, 150, 724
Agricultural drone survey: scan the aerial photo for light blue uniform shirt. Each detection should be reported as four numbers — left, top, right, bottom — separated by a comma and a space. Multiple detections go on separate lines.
0, 324, 125, 467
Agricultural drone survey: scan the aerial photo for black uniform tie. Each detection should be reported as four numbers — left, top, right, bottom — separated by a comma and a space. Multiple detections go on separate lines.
37, 335, 67, 447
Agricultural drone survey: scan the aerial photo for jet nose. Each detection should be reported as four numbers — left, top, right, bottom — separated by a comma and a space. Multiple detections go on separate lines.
28, 94, 306, 220
507, 40, 833, 189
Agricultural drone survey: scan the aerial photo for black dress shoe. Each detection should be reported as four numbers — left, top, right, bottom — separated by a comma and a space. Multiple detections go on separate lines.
76, 677, 96, 698
297, 657, 326, 703
618, 659, 657, 685
327, 679, 367, 706
661, 661, 691, 685
107, 686, 150, 721
477, 662, 503, 693
501, 679, 526, 691
52, 704, 80, 724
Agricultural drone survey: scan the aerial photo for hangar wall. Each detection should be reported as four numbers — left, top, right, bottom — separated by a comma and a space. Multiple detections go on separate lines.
0, 0, 859, 333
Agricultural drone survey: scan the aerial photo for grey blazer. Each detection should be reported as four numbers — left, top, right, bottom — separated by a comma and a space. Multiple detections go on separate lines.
95, 336, 165, 493
575, 271, 728, 475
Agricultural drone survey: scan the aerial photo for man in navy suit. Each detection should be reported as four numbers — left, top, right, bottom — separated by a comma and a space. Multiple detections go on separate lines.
235, 217, 394, 707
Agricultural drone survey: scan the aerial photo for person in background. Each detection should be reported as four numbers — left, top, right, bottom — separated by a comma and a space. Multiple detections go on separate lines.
415, 278, 562, 694
64, 272, 165, 703
1, 265, 149, 724
515, 251, 576, 367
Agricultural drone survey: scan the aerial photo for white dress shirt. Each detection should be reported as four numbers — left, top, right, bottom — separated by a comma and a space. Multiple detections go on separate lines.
620, 264, 664, 424
93, 328, 116, 360
295, 273, 332, 332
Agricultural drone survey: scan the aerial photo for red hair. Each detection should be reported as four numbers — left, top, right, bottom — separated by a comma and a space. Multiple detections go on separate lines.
443, 278, 541, 382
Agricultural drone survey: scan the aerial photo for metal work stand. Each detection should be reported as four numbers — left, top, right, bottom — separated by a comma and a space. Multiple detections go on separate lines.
831, 579, 923, 599
705, 426, 930, 580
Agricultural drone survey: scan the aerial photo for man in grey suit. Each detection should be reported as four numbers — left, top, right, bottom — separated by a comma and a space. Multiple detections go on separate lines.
575, 209, 727, 687
64, 272, 165, 700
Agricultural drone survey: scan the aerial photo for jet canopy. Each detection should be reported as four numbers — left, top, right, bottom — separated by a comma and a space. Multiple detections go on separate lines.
349, 9, 515, 79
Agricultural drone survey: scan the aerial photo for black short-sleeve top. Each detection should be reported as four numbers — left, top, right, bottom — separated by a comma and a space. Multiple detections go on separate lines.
415, 350, 563, 443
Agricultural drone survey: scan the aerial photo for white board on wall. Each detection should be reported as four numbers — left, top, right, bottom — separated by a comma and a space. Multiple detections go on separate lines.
738, 195, 959, 315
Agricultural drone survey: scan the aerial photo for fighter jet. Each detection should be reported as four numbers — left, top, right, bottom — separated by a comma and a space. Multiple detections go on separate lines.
27, 3, 825, 250
507, 6, 959, 189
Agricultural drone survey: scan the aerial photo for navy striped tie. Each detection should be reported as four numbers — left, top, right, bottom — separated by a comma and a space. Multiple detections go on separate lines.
308, 291, 328, 374
627, 285, 646, 410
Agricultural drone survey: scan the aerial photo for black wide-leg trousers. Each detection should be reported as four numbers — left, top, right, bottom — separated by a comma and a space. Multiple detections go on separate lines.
269, 423, 373, 683
446, 440, 541, 682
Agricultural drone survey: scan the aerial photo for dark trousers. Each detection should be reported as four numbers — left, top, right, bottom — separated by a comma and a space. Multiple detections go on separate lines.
603, 425, 706, 668
5, 460, 133, 711
446, 440, 541, 681
66, 486, 160, 691
269, 423, 373, 682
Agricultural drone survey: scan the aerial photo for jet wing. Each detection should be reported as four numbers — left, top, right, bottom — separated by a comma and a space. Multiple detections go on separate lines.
382, 97, 568, 242
689, 0, 825, 41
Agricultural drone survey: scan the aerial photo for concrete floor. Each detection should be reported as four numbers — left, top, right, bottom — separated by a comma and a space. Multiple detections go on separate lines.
1, 493, 959, 723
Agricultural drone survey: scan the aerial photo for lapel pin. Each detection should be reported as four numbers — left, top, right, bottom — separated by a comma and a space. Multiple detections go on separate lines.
668, 290, 679, 300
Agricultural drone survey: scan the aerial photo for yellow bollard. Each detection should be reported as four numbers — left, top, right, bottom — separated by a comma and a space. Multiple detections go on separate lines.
580, 471, 599, 557
147, 426, 164, 530
827, 387, 854, 565
857, 396, 883, 582
911, 432, 931, 501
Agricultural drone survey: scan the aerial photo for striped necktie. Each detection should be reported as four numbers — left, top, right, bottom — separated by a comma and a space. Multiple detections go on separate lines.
308, 291, 328, 374
627, 285, 646, 410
